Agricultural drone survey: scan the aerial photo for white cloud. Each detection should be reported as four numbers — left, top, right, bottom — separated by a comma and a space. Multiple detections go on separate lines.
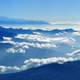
66, 49, 80, 56
0, 25, 80, 73
2, 25, 66, 31
33, 32, 42, 35
1, 40, 16, 45
20, 49, 80, 70
20, 54, 79, 71
23, 57, 74, 66
0, 57, 73, 73
0, 66, 7, 72
1, 37, 16, 45
6, 42, 56, 53
3, 37, 12, 41
0, 49, 80, 73
1, 33, 74, 54
15, 34, 75, 45
0, 33, 75, 54
7, 48, 26, 54
59, 37, 76, 45
73, 31, 80, 36
0, 66, 20, 73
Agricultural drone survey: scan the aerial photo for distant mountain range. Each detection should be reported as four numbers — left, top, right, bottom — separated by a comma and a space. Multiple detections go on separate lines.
0, 26, 75, 39
0, 16, 49, 25
0, 61, 80, 80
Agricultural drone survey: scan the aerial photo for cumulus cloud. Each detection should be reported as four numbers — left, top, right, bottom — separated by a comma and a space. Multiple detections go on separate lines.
15, 34, 75, 44
73, 31, 80, 36
66, 49, 80, 56
6, 42, 56, 53
15, 34, 49, 42
23, 57, 74, 67
0, 25, 80, 73
33, 32, 42, 35
7, 47, 26, 54
0, 33, 75, 54
0, 66, 20, 73
0, 32, 76, 54
0, 49, 80, 73
0, 66, 7, 72
19, 49, 80, 71
1, 37, 16, 45
2, 25, 66, 31
17, 50, 80, 71
0, 57, 73, 73
3, 37, 12, 41
0, 56, 77, 73
1, 40, 16, 45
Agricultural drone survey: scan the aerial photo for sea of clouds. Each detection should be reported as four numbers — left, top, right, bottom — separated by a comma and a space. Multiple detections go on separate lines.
0, 26, 80, 73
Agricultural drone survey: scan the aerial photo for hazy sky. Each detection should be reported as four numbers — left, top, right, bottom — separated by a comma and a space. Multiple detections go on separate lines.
0, 0, 80, 21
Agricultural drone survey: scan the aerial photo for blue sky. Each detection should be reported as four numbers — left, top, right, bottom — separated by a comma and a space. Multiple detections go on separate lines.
0, 0, 80, 21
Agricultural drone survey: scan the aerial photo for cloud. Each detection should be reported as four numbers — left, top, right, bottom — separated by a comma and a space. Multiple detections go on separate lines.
15, 34, 75, 44
23, 57, 74, 67
0, 66, 20, 73
3, 37, 12, 41
0, 49, 80, 73
66, 49, 80, 56
33, 32, 42, 35
0, 24, 80, 73
0, 25, 66, 31
6, 42, 56, 53
0, 66, 7, 72
1, 34, 75, 54
1, 37, 16, 45
2, 22, 80, 31
1, 40, 16, 45
73, 31, 80, 36
0, 31, 75, 54
0, 57, 74, 73
19, 50, 80, 71
20, 49, 80, 71
7, 47, 26, 54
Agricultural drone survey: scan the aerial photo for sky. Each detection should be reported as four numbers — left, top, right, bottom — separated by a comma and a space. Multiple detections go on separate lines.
0, 0, 80, 21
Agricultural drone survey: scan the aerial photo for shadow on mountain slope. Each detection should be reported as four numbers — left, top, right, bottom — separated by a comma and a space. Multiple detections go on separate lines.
0, 61, 80, 80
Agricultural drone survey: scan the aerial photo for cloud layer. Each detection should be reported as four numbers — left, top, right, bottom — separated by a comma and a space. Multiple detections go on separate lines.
3, 33, 75, 54
0, 26, 80, 73
0, 49, 80, 73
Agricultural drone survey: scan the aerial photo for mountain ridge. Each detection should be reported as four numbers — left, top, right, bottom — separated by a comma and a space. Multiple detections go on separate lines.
0, 61, 80, 80
0, 17, 49, 25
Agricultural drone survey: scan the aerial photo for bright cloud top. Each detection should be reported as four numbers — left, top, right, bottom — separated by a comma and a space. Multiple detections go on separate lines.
0, 49, 80, 73
3, 33, 75, 54
0, 26, 80, 74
